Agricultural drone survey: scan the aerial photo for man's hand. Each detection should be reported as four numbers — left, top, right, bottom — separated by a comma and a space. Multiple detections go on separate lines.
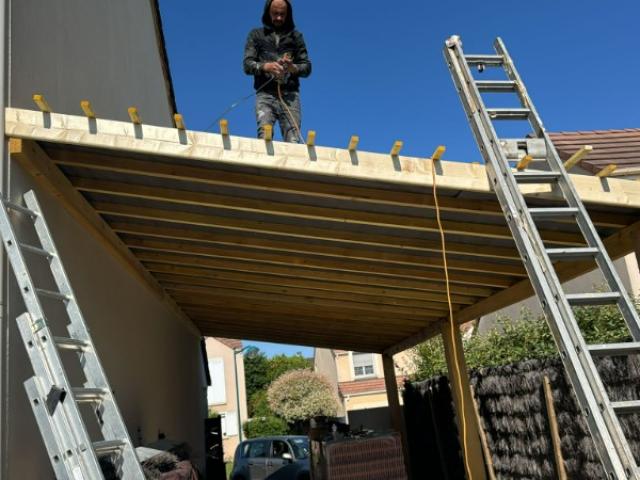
263, 62, 285, 78
279, 55, 298, 74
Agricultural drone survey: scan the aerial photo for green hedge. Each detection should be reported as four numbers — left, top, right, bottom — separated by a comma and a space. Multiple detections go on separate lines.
243, 416, 289, 439
414, 301, 635, 380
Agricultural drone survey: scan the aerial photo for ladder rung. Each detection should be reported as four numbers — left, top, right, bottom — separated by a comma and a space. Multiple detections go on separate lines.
465, 54, 503, 66
93, 440, 125, 457
19, 242, 55, 258
612, 401, 640, 415
4, 201, 38, 217
529, 207, 579, 219
475, 80, 517, 92
54, 336, 92, 352
487, 108, 530, 120
566, 292, 621, 306
35, 288, 71, 302
513, 171, 561, 184
546, 247, 599, 260
588, 342, 640, 357
72, 387, 109, 403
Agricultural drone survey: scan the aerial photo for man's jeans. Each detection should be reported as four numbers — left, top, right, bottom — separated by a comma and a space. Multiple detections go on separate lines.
255, 91, 301, 143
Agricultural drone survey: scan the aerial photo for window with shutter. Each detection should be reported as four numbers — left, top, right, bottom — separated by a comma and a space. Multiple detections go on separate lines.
207, 357, 226, 405
352, 353, 375, 378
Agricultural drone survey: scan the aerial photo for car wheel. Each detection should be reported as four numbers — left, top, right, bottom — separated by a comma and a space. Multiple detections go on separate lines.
296, 473, 310, 480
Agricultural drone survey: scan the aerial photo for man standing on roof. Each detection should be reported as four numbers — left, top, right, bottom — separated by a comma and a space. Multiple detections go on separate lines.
243, 0, 312, 143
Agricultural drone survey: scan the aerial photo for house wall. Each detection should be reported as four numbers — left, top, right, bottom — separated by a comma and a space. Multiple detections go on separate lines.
315, 350, 414, 425
9, 0, 175, 126
204, 338, 248, 461
313, 348, 344, 417
478, 255, 640, 332
4, 162, 207, 478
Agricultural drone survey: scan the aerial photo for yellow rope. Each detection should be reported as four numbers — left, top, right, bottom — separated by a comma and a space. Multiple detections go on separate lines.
430, 149, 473, 479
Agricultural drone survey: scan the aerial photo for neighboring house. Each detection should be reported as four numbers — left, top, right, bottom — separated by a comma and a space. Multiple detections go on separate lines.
204, 338, 248, 461
479, 129, 640, 331
314, 349, 416, 432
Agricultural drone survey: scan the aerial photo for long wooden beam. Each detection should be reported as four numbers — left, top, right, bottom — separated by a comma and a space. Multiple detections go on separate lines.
152, 273, 476, 307
193, 319, 387, 353
127, 241, 518, 288
180, 304, 439, 330
123, 236, 525, 278
109, 220, 519, 262
93, 200, 584, 248
384, 218, 640, 354
8, 139, 199, 336
72, 175, 631, 234
185, 308, 423, 336
141, 260, 495, 298
44, 146, 640, 224
164, 283, 452, 318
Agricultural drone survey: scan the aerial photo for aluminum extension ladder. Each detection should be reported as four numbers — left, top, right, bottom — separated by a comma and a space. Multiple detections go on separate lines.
0, 190, 145, 479
444, 36, 640, 479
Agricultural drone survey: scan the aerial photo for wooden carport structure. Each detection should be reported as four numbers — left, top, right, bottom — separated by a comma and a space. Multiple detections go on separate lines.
7, 106, 640, 478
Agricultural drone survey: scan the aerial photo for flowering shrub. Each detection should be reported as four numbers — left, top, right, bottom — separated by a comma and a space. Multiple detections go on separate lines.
267, 370, 339, 423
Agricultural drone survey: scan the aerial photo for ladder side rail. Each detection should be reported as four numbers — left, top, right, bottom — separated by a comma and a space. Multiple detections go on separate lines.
23, 191, 146, 478
444, 40, 632, 479
18, 315, 101, 479
0, 202, 105, 477
24, 377, 79, 480
494, 39, 640, 340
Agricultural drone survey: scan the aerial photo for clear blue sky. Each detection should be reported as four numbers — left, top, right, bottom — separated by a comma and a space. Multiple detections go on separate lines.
158, 0, 640, 357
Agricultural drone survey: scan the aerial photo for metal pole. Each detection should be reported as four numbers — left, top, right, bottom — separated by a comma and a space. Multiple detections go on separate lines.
0, 0, 7, 477
233, 347, 248, 443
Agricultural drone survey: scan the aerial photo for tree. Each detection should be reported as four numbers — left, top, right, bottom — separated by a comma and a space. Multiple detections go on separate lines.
243, 416, 289, 439
243, 346, 270, 414
413, 302, 633, 380
267, 353, 312, 384
267, 370, 339, 424
249, 389, 273, 418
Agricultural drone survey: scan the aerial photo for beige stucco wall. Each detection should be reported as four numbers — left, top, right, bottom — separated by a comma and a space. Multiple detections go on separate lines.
205, 338, 248, 461
345, 392, 391, 411
315, 349, 415, 418
334, 350, 415, 383
4, 163, 207, 478
313, 348, 345, 417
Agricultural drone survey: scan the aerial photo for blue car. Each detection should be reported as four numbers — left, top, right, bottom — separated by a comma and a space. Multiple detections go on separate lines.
230, 436, 310, 480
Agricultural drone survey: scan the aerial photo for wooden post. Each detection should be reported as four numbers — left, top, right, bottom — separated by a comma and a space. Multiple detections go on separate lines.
543, 376, 567, 480
382, 352, 411, 478
470, 387, 496, 480
441, 322, 487, 480
633, 230, 640, 278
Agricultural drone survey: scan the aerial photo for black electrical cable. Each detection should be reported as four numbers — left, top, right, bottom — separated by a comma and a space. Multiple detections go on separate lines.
205, 77, 275, 132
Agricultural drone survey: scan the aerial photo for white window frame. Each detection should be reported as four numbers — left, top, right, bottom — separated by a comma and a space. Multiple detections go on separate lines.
351, 352, 376, 379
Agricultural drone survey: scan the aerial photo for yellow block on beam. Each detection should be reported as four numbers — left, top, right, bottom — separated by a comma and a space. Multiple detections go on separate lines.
431, 145, 446, 161
306, 130, 316, 146
263, 124, 273, 141
348, 135, 359, 151
32, 94, 51, 113
390, 141, 403, 156
173, 113, 186, 130
80, 100, 95, 118
516, 154, 533, 171
128, 107, 141, 124
564, 145, 593, 170
596, 164, 617, 178
219, 119, 229, 136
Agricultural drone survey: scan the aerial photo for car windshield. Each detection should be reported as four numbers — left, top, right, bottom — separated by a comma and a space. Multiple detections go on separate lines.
289, 438, 309, 459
